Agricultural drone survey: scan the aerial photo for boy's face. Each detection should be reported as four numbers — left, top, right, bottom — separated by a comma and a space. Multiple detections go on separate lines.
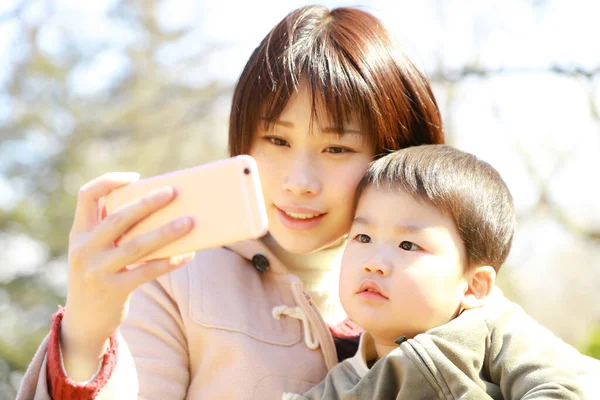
339, 186, 469, 345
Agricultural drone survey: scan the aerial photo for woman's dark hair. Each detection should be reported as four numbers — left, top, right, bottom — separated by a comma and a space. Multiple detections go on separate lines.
229, 5, 444, 157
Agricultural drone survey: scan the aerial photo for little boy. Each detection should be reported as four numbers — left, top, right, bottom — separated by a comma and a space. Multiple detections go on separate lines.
285, 145, 584, 399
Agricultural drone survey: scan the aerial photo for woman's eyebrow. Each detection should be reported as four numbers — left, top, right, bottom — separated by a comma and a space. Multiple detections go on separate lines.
322, 127, 362, 135
270, 119, 362, 135
272, 120, 294, 128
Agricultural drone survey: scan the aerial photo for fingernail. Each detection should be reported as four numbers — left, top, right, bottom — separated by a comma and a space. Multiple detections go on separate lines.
174, 217, 192, 231
171, 252, 195, 266
122, 172, 141, 181
153, 186, 174, 199
180, 253, 195, 263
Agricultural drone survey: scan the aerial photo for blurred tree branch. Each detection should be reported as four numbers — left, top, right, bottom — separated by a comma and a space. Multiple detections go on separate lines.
430, 66, 600, 82
0, 0, 39, 23
0, 0, 232, 387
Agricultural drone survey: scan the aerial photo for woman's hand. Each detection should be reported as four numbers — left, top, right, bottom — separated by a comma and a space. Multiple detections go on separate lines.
60, 172, 195, 381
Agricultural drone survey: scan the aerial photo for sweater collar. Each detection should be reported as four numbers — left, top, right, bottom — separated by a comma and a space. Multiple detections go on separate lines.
348, 331, 378, 378
224, 234, 346, 276
260, 234, 345, 273
225, 236, 348, 325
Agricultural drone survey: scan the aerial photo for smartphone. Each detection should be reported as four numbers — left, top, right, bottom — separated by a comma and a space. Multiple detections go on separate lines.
104, 155, 268, 262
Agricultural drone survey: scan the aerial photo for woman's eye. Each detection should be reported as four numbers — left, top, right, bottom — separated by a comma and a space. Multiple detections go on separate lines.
353, 234, 371, 244
265, 136, 289, 147
325, 146, 352, 154
399, 241, 420, 251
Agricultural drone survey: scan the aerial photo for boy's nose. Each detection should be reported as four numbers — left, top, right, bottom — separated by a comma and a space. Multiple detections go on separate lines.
362, 256, 392, 276
282, 156, 321, 196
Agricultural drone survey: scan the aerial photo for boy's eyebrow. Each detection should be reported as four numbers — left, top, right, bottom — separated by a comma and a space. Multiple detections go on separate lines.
352, 216, 371, 226
353, 216, 426, 234
271, 119, 362, 135
394, 224, 426, 234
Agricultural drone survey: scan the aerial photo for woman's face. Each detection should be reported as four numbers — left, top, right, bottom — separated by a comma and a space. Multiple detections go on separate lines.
249, 87, 375, 254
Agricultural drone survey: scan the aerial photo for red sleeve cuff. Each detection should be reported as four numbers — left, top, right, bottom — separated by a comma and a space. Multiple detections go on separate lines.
46, 306, 119, 399
329, 317, 363, 339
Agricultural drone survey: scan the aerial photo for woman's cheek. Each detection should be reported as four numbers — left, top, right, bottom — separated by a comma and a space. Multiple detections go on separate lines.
252, 148, 282, 194
336, 162, 370, 198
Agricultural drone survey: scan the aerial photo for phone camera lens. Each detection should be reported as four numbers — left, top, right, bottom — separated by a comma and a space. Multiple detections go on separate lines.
244, 168, 250, 175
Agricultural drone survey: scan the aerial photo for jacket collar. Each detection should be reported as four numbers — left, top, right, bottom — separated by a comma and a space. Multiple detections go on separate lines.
225, 239, 289, 274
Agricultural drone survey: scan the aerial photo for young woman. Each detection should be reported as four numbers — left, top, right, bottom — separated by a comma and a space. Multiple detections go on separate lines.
17, 5, 598, 400
17, 6, 443, 399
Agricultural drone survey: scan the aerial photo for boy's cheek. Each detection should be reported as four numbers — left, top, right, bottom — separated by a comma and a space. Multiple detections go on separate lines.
338, 279, 354, 314
338, 269, 353, 299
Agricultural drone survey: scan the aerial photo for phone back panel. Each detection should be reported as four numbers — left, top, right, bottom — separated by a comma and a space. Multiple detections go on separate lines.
104, 155, 268, 262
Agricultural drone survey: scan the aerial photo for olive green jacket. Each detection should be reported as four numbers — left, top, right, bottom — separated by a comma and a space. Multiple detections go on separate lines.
284, 289, 585, 399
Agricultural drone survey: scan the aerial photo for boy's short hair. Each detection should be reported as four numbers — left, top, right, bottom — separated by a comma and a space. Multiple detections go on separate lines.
355, 145, 516, 272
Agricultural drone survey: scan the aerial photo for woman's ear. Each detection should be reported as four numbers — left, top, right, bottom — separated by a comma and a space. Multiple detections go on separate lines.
461, 266, 496, 310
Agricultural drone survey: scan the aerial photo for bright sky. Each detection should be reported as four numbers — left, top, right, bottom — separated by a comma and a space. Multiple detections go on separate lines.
2, 0, 599, 86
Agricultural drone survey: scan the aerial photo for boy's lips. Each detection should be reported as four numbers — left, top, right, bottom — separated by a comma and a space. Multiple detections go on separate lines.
356, 280, 389, 300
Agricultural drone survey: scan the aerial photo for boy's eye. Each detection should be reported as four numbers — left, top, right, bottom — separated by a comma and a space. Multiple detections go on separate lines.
399, 241, 420, 251
353, 234, 371, 243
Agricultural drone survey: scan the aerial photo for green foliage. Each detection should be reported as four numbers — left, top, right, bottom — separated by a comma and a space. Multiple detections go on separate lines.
0, 0, 231, 389
582, 324, 600, 360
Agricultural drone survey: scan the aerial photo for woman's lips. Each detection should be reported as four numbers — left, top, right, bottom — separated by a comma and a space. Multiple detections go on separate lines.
276, 206, 326, 230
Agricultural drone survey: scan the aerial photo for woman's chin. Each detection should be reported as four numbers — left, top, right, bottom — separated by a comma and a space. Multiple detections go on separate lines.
273, 235, 322, 254
267, 229, 339, 255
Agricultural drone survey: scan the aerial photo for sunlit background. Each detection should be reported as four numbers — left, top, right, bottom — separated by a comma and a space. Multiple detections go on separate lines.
1, 0, 599, 396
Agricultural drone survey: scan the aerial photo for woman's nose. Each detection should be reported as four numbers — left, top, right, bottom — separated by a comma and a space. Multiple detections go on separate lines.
282, 155, 321, 197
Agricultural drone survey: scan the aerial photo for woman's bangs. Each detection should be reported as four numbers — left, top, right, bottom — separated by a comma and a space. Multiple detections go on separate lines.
259, 47, 371, 138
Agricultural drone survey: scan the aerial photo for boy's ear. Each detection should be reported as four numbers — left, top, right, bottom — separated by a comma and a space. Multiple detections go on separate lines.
461, 266, 496, 310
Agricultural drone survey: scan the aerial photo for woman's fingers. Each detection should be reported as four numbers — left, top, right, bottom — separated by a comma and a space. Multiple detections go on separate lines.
71, 172, 140, 237
117, 252, 196, 291
89, 186, 176, 250
101, 216, 194, 271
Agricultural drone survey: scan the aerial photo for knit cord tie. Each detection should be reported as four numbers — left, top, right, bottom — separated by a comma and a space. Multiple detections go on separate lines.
272, 305, 319, 350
